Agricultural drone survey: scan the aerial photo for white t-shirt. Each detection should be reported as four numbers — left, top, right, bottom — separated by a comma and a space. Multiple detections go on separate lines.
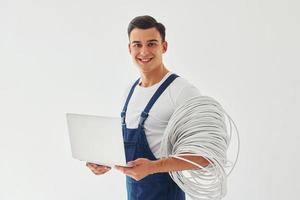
124, 72, 201, 158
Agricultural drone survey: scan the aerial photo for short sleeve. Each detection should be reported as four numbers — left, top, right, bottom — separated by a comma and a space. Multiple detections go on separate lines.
174, 85, 201, 108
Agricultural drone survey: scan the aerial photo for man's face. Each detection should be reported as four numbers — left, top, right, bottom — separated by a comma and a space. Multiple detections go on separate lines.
128, 27, 167, 73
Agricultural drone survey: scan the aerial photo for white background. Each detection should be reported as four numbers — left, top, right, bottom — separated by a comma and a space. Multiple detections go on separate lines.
0, 0, 299, 199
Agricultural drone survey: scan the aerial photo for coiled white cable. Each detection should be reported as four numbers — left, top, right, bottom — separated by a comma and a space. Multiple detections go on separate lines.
159, 95, 240, 200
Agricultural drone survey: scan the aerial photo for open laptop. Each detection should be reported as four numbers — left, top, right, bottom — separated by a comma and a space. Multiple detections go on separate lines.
66, 113, 127, 167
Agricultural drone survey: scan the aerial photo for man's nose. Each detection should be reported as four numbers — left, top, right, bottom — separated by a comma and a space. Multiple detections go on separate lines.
140, 46, 150, 56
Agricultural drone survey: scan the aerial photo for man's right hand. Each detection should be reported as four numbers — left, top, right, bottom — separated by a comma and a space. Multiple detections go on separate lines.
86, 162, 111, 175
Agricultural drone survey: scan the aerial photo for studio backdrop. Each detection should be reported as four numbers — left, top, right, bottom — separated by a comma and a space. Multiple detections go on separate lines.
0, 0, 299, 199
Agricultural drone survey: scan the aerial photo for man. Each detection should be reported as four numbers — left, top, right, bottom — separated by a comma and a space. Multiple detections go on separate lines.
86, 15, 210, 200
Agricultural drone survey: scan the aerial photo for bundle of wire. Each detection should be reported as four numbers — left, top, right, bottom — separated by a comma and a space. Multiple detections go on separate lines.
159, 95, 240, 200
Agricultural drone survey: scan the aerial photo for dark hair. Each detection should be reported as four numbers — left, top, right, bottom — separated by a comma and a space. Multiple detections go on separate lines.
127, 15, 166, 42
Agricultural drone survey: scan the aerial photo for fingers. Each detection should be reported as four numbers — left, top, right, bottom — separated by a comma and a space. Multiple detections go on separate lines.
93, 167, 110, 175
86, 162, 111, 175
127, 158, 146, 167
115, 166, 129, 175
127, 161, 136, 167
117, 168, 141, 181
116, 166, 135, 177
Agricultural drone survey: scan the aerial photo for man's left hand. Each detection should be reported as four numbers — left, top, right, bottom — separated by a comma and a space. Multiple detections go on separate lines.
116, 158, 155, 181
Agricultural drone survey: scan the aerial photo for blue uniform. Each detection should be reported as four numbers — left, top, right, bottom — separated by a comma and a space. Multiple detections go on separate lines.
121, 74, 186, 200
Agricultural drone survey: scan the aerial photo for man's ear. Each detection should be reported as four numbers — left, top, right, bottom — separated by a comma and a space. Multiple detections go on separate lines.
128, 43, 131, 54
162, 41, 168, 53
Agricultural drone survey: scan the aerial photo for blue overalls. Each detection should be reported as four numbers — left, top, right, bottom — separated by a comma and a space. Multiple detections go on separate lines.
121, 74, 186, 200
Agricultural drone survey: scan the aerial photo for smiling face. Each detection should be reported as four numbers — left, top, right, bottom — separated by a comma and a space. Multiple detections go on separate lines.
128, 27, 168, 73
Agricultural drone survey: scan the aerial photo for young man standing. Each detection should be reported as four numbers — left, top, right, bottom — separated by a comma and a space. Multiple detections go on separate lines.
87, 15, 210, 200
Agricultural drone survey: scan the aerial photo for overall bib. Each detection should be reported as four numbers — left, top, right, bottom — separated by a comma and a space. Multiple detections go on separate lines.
121, 74, 185, 200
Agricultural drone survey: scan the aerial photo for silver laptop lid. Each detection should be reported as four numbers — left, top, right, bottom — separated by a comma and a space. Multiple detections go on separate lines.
66, 113, 126, 167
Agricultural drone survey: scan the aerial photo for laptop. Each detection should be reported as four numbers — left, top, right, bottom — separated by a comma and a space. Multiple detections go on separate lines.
66, 113, 127, 167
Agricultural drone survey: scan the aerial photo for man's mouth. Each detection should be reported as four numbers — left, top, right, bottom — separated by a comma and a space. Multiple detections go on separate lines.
137, 57, 153, 64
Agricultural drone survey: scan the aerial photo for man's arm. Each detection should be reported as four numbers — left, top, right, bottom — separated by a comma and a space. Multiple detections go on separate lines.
151, 155, 210, 173
116, 155, 210, 181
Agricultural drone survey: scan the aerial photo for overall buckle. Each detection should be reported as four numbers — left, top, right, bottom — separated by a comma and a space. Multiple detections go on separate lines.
139, 111, 149, 126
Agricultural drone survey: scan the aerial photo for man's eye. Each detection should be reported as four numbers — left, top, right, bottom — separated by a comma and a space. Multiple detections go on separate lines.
133, 44, 141, 47
148, 43, 156, 47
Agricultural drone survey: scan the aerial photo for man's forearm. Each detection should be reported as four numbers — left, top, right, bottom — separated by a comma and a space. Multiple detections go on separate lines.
150, 155, 210, 174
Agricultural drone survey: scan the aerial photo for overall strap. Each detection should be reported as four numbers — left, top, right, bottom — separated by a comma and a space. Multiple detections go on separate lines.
121, 78, 140, 125
139, 74, 179, 126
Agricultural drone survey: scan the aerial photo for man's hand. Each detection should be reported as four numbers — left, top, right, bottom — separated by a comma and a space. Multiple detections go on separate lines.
86, 162, 111, 175
116, 155, 209, 181
116, 158, 155, 181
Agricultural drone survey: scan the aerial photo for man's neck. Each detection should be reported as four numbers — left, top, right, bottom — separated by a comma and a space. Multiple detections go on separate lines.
139, 64, 169, 87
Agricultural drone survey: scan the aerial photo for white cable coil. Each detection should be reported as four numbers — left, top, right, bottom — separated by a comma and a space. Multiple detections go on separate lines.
159, 95, 240, 200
